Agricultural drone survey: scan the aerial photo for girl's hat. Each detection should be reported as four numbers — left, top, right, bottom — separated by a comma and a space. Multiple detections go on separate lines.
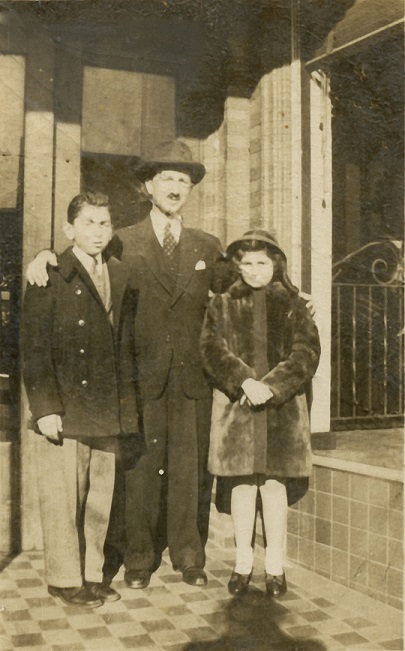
226, 229, 286, 260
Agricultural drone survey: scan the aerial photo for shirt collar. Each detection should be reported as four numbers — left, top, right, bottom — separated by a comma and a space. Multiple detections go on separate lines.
150, 205, 182, 244
72, 245, 103, 274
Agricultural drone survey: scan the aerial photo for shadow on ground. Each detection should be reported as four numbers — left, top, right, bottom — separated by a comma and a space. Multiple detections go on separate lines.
185, 586, 327, 651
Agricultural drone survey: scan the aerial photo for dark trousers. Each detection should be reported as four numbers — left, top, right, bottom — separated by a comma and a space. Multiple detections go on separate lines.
124, 369, 213, 573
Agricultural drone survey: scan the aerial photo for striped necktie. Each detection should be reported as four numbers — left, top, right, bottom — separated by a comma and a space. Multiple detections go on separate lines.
91, 258, 113, 322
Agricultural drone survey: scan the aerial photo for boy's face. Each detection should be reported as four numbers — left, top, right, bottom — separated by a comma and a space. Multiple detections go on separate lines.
145, 169, 192, 215
64, 204, 113, 256
237, 250, 274, 288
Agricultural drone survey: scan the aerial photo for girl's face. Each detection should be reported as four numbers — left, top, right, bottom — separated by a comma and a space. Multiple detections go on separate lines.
237, 250, 274, 288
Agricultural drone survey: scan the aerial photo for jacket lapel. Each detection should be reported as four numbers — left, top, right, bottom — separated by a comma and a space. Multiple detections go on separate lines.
58, 248, 104, 310
138, 217, 175, 297
108, 256, 129, 330
171, 228, 202, 307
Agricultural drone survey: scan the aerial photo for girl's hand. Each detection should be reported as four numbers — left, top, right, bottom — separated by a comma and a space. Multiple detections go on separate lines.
241, 378, 273, 406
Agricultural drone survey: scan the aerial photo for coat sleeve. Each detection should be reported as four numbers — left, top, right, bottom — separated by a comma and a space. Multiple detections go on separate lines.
116, 284, 139, 434
22, 275, 64, 423
261, 297, 321, 406
200, 294, 256, 401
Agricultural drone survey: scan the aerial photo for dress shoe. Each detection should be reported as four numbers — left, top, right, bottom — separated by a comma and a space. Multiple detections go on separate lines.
48, 585, 103, 608
124, 569, 151, 589
86, 581, 121, 602
265, 572, 287, 597
182, 567, 208, 586
227, 570, 252, 596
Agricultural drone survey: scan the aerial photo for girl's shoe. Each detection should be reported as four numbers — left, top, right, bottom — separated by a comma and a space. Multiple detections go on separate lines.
265, 572, 287, 597
228, 570, 252, 596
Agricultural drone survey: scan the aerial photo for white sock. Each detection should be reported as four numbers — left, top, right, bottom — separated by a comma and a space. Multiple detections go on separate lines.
231, 483, 257, 574
260, 479, 288, 576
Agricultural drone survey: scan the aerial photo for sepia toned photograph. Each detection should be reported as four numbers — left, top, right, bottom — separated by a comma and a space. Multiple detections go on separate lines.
0, 1, 403, 650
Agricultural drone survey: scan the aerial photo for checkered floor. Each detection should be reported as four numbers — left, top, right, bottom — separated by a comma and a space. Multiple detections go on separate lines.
0, 542, 402, 651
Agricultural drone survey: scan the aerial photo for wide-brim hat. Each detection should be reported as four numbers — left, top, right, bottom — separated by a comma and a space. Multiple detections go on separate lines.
135, 139, 206, 185
226, 229, 286, 260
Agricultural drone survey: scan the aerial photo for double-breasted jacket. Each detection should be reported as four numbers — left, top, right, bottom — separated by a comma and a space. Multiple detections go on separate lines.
23, 247, 138, 439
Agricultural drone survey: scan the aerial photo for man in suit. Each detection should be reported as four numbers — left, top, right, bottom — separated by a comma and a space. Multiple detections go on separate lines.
27, 141, 226, 589
23, 191, 138, 607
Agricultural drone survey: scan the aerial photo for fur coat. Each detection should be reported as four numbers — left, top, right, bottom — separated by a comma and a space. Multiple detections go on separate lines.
200, 278, 321, 481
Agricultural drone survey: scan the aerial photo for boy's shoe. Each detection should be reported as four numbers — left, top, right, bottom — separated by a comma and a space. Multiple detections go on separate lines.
228, 570, 252, 596
48, 585, 103, 608
265, 572, 287, 597
86, 581, 121, 602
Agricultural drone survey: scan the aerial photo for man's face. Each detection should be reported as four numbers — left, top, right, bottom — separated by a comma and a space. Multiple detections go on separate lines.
145, 170, 193, 215
237, 250, 274, 288
64, 204, 113, 256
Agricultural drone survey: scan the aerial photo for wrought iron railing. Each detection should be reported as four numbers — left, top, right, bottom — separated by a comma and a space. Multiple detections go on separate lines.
331, 240, 404, 429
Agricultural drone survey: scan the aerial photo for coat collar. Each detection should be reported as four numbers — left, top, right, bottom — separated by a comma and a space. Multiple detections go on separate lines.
227, 277, 293, 304
57, 247, 128, 330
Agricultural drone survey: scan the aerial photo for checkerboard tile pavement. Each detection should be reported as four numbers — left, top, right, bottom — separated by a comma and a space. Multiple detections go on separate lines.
0, 541, 402, 651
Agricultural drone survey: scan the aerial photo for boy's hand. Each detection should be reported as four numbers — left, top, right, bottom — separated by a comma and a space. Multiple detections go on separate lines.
241, 378, 273, 406
299, 292, 316, 319
37, 414, 63, 442
27, 250, 58, 286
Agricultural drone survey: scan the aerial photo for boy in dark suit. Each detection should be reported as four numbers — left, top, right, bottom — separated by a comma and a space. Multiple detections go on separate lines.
22, 192, 138, 608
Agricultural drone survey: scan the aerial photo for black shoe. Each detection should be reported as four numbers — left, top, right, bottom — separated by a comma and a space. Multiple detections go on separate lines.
265, 572, 287, 597
182, 567, 208, 586
86, 581, 121, 602
227, 570, 252, 596
124, 569, 151, 589
48, 585, 103, 608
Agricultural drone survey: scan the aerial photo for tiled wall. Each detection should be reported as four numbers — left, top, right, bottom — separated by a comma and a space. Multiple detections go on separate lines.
287, 465, 404, 610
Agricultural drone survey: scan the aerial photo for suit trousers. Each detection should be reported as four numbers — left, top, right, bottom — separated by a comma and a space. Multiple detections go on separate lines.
35, 434, 116, 587
124, 367, 213, 573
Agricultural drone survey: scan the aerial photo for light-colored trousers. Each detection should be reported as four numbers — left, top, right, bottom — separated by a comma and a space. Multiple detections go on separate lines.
35, 435, 116, 587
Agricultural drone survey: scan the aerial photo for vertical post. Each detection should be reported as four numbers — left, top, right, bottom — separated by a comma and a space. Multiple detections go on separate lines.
310, 70, 332, 433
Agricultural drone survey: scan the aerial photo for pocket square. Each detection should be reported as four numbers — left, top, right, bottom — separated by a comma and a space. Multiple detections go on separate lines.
195, 260, 206, 270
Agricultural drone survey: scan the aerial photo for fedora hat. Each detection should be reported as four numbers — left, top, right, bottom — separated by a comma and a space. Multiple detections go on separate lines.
135, 140, 206, 185
226, 229, 286, 260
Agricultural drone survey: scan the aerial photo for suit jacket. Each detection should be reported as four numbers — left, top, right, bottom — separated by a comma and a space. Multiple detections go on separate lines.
23, 247, 138, 439
108, 216, 226, 400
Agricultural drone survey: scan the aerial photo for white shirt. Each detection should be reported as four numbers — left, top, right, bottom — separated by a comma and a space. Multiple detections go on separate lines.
150, 205, 182, 247
72, 246, 103, 276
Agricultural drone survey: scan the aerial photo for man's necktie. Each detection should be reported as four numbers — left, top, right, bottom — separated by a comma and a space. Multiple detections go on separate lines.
163, 221, 177, 257
91, 258, 113, 322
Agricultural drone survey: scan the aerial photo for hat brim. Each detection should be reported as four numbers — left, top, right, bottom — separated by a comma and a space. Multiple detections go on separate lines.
135, 161, 206, 185
226, 234, 286, 260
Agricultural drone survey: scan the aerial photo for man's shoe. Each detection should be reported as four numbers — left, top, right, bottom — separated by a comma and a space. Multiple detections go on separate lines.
228, 571, 252, 596
182, 567, 207, 586
86, 581, 121, 602
124, 569, 151, 589
48, 585, 103, 608
265, 572, 287, 597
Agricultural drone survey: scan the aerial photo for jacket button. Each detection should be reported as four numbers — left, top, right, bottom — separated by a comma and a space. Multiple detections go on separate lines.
75, 288, 82, 295
78, 319, 85, 327
158, 468, 164, 475
79, 349, 85, 355
81, 379, 88, 387
152, 438, 157, 444
166, 335, 170, 342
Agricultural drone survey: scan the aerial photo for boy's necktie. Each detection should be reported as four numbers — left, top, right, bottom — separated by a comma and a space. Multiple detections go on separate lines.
91, 258, 113, 322
163, 221, 177, 257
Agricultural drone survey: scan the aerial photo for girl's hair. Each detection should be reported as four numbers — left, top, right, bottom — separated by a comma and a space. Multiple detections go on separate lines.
232, 239, 299, 296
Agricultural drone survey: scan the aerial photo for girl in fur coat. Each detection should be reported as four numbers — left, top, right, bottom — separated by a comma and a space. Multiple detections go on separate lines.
200, 229, 320, 598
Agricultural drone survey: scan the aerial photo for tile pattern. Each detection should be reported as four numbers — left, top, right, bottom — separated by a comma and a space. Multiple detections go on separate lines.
287, 466, 404, 609
0, 543, 403, 651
